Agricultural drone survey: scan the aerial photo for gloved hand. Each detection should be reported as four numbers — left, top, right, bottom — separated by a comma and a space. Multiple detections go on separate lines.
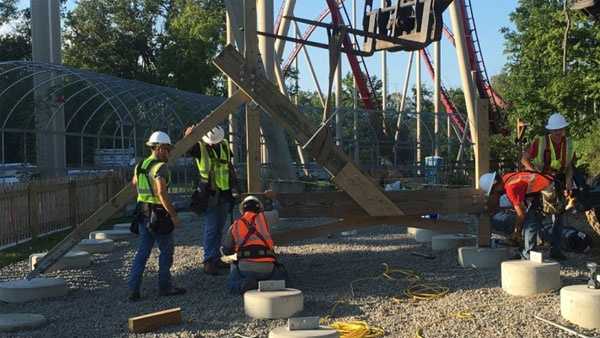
231, 188, 241, 203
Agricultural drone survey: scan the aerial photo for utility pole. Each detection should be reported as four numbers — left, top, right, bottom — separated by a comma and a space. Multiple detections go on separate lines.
335, 56, 342, 147
434, 40, 441, 157
416, 50, 422, 171
245, 0, 261, 193
352, 0, 359, 163
31, 0, 65, 177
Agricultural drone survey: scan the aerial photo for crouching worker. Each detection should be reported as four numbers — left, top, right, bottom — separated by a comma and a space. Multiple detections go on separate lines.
221, 193, 289, 294
479, 171, 554, 259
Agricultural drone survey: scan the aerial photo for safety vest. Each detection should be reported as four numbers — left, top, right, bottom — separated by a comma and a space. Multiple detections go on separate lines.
195, 140, 230, 191
135, 155, 170, 205
532, 135, 574, 173
502, 172, 552, 196
232, 212, 275, 263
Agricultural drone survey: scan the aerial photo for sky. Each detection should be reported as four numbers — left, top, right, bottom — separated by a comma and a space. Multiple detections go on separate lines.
3, 0, 519, 95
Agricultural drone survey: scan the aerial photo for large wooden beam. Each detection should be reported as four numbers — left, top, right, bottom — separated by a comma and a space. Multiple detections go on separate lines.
257, 188, 484, 218
273, 216, 468, 245
213, 45, 403, 217
27, 92, 249, 278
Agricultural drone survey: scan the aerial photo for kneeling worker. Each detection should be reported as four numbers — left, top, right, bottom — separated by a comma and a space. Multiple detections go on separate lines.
221, 193, 288, 294
479, 171, 554, 259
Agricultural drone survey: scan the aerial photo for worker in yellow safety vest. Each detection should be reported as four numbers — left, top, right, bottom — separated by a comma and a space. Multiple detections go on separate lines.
520, 113, 576, 260
128, 131, 186, 301
185, 124, 240, 275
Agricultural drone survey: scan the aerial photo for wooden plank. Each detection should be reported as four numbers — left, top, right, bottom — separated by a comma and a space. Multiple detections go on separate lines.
128, 308, 182, 333
28, 93, 248, 278
260, 188, 485, 218
273, 216, 467, 245
213, 45, 402, 217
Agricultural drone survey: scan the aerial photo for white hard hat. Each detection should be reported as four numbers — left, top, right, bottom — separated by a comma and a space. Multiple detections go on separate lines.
146, 131, 172, 147
545, 113, 569, 130
479, 172, 497, 196
239, 195, 263, 214
202, 126, 225, 145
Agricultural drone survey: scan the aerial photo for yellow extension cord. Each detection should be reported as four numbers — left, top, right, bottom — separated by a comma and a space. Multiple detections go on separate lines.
324, 263, 450, 338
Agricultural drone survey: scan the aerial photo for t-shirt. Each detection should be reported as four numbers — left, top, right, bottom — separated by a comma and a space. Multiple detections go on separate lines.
504, 180, 528, 207
152, 162, 169, 180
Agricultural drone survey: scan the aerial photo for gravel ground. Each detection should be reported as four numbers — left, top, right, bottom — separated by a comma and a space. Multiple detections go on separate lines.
1, 212, 600, 338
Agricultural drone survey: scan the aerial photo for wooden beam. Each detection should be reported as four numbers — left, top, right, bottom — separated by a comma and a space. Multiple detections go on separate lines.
273, 216, 468, 245
128, 308, 182, 333
213, 45, 403, 217
255, 188, 485, 218
27, 92, 249, 278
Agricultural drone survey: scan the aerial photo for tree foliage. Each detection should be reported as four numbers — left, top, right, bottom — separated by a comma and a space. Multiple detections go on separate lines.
501, 0, 600, 174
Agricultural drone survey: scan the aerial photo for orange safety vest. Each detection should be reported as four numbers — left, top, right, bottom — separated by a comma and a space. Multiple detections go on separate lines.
502, 172, 553, 195
232, 212, 276, 263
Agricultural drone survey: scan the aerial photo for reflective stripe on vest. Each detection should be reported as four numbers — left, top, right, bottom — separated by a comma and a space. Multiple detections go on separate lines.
502, 172, 552, 195
195, 140, 230, 190
232, 212, 275, 263
136, 155, 170, 205
532, 135, 573, 172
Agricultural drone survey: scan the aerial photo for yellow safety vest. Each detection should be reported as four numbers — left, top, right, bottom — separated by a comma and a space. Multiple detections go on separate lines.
195, 140, 230, 191
136, 155, 170, 204
532, 135, 574, 173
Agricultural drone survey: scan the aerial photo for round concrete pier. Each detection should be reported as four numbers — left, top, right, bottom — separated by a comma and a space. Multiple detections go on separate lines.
0, 278, 68, 303
29, 250, 91, 271
431, 234, 476, 251
244, 288, 303, 319
0, 314, 46, 332
75, 239, 114, 254
408, 228, 438, 243
560, 285, 600, 329
269, 326, 339, 338
501, 260, 561, 296
458, 246, 510, 269
112, 223, 131, 231
90, 229, 135, 241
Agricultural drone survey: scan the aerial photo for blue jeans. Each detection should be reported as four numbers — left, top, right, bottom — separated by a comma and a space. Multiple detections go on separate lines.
521, 208, 543, 259
203, 201, 231, 262
227, 263, 289, 295
550, 213, 564, 254
128, 218, 174, 292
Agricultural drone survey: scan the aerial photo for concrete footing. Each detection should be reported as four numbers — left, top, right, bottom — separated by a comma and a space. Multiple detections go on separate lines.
0, 278, 68, 303
560, 285, 600, 329
501, 260, 561, 296
458, 246, 510, 269
269, 326, 339, 338
29, 250, 91, 271
244, 288, 303, 319
112, 223, 131, 231
75, 239, 114, 254
431, 234, 476, 251
90, 229, 136, 241
408, 227, 438, 243
0, 314, 47, 332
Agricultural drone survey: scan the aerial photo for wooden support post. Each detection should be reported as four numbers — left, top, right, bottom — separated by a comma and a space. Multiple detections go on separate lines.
68, 180, 77, 226
128, 308, 182, 333
214, 46, 403, 216
477, 213, 491, 247
476, 97, 490, 176
28, 183, 40, 239
416, 50, 422, 169
434, 40, 441, 157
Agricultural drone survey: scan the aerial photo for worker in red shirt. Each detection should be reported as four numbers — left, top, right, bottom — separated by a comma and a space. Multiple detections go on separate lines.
520, 113, 575, 260
479, 171, 554, 259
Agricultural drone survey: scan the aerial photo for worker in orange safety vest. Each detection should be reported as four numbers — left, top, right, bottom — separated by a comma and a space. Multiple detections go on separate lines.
221, 191, 289, 294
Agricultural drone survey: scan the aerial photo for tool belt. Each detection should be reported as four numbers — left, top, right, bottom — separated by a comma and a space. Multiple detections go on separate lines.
136, 203, 174, 235
238, 244, 276, 260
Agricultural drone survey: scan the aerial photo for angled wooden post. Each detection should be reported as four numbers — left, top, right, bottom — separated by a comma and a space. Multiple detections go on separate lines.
214, 45, 403, 217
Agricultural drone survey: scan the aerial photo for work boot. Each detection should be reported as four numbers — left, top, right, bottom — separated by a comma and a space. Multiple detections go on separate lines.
550, 250, 567, 261
159, 286, 186, 297
128, 290, 141, 302
203, 260, 218, 275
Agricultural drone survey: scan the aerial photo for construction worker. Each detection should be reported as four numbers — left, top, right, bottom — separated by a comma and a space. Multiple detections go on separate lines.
221, 192, 288, 294
520, 113, 575, 260
128, 131, 186, 301
479, 171, 554, 259
184, 125, 240, 275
